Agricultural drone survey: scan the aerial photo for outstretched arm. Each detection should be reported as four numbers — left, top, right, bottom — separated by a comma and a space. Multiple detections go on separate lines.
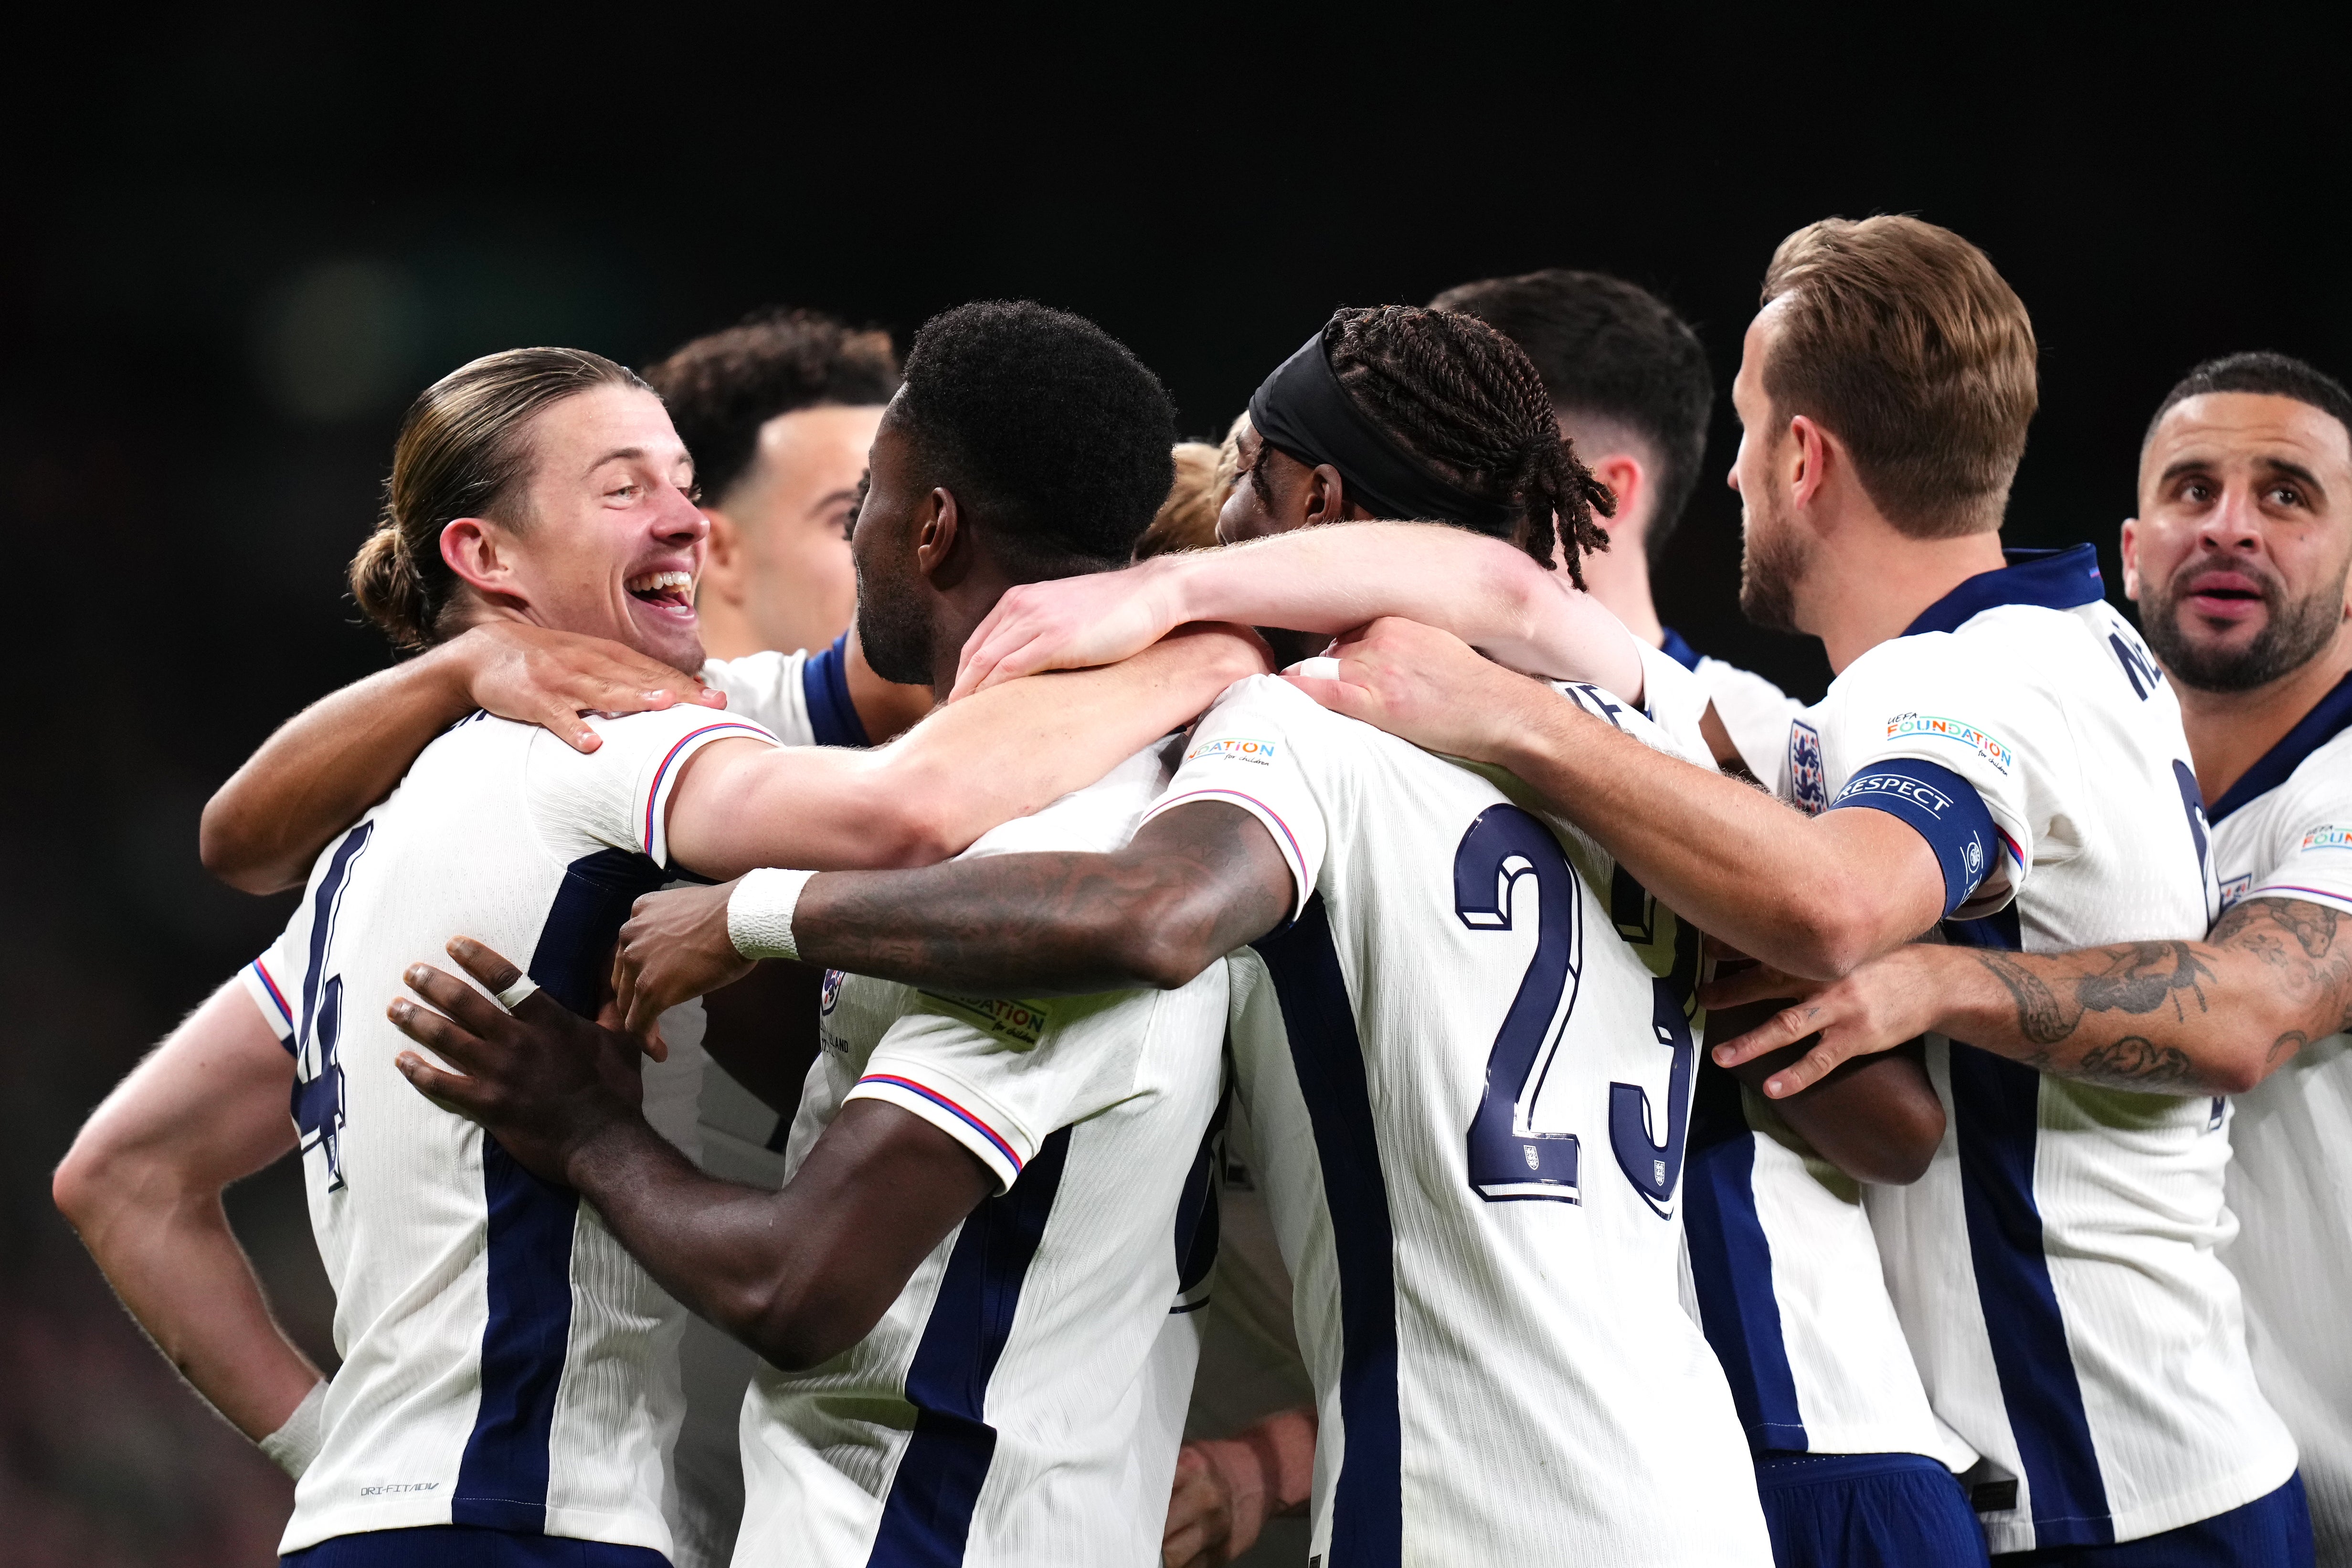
203, 622, 725, 893
52, 982, 325, 1454
663, 626, 1271, 879
1293, 618, 1947, 981
612, 801, 1295, 1035
390, 941, 991, 1371
952, 522, 1644, 704
1708, 895, 2352, 1098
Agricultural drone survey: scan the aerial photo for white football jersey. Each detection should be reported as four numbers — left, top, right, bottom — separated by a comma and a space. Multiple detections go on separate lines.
2210, 675, 2352, 1565
237, 703, 779, 1557
1777, 547, 2288, 1553
1141, 674, 1770, 1568
1658, 625, 1803, 792
736, 744, 1229, 1568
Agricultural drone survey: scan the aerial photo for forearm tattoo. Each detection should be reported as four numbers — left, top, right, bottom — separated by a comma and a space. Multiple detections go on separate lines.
1968, 896, 2351, 1090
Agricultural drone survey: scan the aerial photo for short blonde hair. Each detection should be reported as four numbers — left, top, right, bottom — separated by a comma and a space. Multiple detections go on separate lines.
1760, 215, 2037, 538
1133, 412, 1250, 560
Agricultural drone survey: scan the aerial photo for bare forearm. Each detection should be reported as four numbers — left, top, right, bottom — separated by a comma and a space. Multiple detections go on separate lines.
1166, 524, 1642, 694
795, 853, 1233, 996
74, 1187, 320, 1439
201, 648, 471, 892
883, 628, 1263, 853
1925, 898, 2352, 1093
1498, 707, 1936, 978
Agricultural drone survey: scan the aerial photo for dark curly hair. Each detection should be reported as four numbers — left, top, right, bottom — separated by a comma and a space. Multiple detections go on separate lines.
643, 307, 900, 508
1430, 270, 1712, 566
1321, 305, 1617, 585
895, 300, 1176, 569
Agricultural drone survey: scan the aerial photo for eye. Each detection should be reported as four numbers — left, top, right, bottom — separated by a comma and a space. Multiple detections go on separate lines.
2267, 483, 2304, 508
2178, 478, 2216, 504
609, 481, 641, 502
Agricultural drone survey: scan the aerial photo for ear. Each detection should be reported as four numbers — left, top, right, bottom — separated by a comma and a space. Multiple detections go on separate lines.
440, 518, 526, 606
1785, 415, 1833, 515
1304, 464, 1358, 525
914, 487, 964, 583
699, 509, 746, 606
1587, 453, 1646, 540
2119, 517, 2143, 602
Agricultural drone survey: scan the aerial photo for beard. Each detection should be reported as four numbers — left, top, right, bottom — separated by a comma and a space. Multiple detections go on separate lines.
852, 554, 937, 688
2140, 562, 2344, 693
1738, 498, 1811, 635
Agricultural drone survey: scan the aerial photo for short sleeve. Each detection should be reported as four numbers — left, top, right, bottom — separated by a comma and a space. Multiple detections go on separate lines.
239, 925, 304, 1051
529, 705, 781, 869
1141, 676, 1332, 923
845, 989, 1144, 1193
1549, 678, 1713, 769
1813, 636, 2058, 919
2249, 756, 2352, 916
1633, 642, 1715, 766
1692, 657, 1801, 795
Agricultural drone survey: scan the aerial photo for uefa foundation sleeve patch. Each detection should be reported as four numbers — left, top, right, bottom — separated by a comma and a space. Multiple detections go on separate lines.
1187, 736, 1279, 765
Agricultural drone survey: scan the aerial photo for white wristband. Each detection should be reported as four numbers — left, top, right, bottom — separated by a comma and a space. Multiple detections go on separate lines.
495, 975, 540, 1010
259, 1378, 329, 1480
729, 869, 818, 961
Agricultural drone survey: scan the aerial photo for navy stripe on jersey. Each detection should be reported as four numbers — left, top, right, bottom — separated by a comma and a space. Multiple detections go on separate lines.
1901, 545, 2103, 638
1943, 909, 2113, 1546
1171, 1092, 1227, 1307
1658, 625, 1704, 672
868, 1126, 1073, 1566
1684, 1061, 1807, 1452
453, 848, 671, 1533
2208, 668, 2352, 824
1250, 895, 1402, 1568
803, 632, 871, 749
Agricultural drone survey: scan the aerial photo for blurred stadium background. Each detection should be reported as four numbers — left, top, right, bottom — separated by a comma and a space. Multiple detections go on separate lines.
4, 10, 2345, 1561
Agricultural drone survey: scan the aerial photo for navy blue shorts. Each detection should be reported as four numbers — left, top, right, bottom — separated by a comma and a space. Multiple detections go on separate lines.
283, 1525, 671, 1568
1756, 1450, 1990, 1568
1991, 1472, 2312, 1567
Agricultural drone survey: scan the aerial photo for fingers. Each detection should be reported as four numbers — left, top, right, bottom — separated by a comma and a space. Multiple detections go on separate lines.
539, 699, 604, 753
393, 1050, 485, 1118
1709, 1002, 1820, 1069
442, 935, 525, 996
386, 993, 494, 1078
1282, 671, 1376, 722
403, 960, 512, 1041
1762, 1040, 1856, 1099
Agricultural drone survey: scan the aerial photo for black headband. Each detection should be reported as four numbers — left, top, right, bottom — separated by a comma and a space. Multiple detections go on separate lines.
1246, 328, 1519, 533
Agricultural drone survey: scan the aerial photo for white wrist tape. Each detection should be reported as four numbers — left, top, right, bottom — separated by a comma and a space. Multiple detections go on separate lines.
1288, 656, 1342, 680
495, 975, 540, 1010
730, 869, 818, 961
259, 1378, 329, 1480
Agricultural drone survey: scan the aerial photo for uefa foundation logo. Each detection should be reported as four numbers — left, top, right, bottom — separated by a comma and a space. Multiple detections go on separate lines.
1187, 736, 1278, 766
1885, 712, 2015, 774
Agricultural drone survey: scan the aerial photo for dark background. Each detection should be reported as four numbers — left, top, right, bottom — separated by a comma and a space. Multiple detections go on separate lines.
6, 8, 2347, 1560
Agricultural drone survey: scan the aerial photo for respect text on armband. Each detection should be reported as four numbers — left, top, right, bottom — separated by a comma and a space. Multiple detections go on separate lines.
1832, 771, 1957, 818
1885, 712, 2014, 774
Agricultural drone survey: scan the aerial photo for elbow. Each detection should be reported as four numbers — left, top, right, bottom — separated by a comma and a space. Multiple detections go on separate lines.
1111, 882, 1226, 991
1782, 873, 1919, 981
867, 782, 971, 870
2199, 1048, 2269, 1099
53, 1125, 127, 1236
198, 799, 292, 895
1872, 1104, 1945, 1187
740, 1278, 868, 1374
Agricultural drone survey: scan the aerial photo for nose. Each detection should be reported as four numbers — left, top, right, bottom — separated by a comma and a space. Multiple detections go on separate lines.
656, 482, 709, 544
2198, 485, 2264, 554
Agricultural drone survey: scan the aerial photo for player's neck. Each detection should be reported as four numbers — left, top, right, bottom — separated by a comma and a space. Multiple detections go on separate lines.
2174, 621, 2352, 805
1577, 531, 1664, 646
1810, 526, 2009, 674
845, 625, 939, 743
694, 592, 765, 663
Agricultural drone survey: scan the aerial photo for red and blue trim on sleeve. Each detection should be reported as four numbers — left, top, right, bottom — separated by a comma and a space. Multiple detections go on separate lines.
640, 721, 776, 853
858, 1073, 1024, 1176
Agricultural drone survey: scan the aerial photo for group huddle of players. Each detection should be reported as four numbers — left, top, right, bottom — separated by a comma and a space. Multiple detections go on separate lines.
50, 212, 2352, 1568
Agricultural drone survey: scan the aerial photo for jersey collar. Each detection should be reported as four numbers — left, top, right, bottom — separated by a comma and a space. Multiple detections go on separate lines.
2206, 668, 2352, 824
1901, 545, 2105, 639
1657, 625, 1704, 672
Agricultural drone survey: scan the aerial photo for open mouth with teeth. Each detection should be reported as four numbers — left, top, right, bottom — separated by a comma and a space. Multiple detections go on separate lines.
627, 569, 695, 613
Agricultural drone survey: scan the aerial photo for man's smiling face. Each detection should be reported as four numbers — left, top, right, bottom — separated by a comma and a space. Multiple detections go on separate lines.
2124, 391, 2352, 692
487, 383, 712, 674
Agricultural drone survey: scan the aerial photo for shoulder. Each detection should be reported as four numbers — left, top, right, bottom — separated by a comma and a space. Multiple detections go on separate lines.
701, 650, 817, 745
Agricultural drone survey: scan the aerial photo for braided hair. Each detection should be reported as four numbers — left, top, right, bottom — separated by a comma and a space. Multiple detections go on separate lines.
1323, 305, 1616, 585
